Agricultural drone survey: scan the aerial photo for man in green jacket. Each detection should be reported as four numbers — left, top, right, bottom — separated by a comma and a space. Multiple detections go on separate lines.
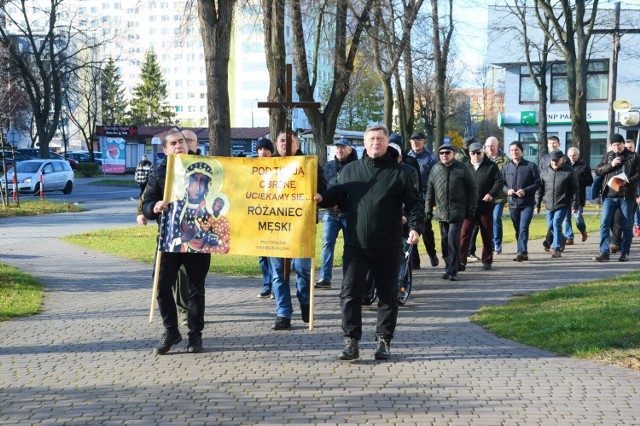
426, 143, 478, 281
315, 125, 424, 362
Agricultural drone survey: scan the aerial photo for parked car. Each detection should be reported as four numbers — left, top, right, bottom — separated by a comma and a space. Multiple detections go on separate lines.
67, 151, 102, 165
0, 150, 33, 173
1, 159, 74, 195
16, 148, 79, 170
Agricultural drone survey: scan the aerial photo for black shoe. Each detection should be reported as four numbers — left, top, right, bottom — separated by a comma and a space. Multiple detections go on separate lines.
187, 335, 203, 353
314, 279, 331, 289
300, 304, 310, 323
374, 337, 391, 361
458, 263, 466, 272
481, 263, 492, 271
429, 255, 439, 267
513, 253, 525, 262
338, 337, 359, 360
449, 274, 458, 281
619, 253, 629, 262
271, 316, 291, 330
594, 252, 610, 262
258, 288, 271, 298
542, 241, 551, 252
441, 273, 450, 280
153, 331, 182, 355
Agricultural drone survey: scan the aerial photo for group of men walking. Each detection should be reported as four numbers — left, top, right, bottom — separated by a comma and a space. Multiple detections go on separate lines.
139, 125, 638, 362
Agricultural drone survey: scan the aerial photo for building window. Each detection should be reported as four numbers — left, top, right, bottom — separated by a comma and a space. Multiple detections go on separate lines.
567, 131, 606, 168
175, 106, 182, 112
551, 60, 608, 103
175, 93, 182, 99
519, 65, 541, 103
188, 106, 196, 112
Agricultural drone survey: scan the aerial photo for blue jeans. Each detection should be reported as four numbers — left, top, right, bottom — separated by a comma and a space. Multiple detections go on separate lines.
599, 198, 635, 255
320, 213, 348, 282
258, 256, 271, 291
547, 208, 569, 249
562, 207, 586, 239
493, 202, 505, 251
270, 257, 311, 319
509, 204, 534, 255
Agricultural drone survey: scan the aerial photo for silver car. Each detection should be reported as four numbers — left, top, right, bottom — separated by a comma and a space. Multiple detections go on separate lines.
2, 159, 74, 195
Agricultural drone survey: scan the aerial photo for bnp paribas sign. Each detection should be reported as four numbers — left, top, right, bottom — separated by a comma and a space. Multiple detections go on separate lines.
497, 110, 608, 128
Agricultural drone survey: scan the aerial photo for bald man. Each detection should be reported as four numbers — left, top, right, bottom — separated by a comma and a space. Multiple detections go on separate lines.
182, 129, 200, 155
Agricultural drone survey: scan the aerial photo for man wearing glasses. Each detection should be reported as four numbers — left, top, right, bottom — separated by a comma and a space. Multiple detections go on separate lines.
425, 143, 477, 281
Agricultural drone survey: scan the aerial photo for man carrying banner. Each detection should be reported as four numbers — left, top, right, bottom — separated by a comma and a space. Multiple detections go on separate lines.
314, 124, 424, 361
142, 129, 211, 355
270, 131, 327, 330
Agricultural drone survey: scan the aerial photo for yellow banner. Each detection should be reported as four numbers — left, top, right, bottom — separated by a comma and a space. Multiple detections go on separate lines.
162, 154, 318, 258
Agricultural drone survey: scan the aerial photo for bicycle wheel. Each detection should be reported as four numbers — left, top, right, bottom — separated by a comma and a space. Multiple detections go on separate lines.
398, 250, 412, 305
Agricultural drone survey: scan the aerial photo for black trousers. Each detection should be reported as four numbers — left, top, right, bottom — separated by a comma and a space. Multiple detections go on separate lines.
341, 245, 402, 341
440, 220, 463, 275
411, 216, 437, 264
156, 251, 211, 339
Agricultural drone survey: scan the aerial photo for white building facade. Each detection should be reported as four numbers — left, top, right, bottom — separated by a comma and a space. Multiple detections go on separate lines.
488, 5, 640, 167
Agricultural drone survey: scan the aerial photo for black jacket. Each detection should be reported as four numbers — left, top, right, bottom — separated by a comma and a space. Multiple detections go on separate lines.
471, 156, 504, 204
142, 160, 168, 224
535, 163, 579, 211
319, 151, 424, 249
570, 160, 593, 206
502, 159, 541, 208
425, 160, 478, 222
595, 149, 640, 200
323, 149, 358, 215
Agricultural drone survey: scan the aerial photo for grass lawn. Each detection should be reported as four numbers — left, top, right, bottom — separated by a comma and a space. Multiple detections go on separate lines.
0, 263, 44, 321
0, 200, 85, 218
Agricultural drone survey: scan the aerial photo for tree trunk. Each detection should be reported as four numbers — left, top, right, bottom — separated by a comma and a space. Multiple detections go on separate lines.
198, 0, 235, 156
261, 0, 286, 138
431, 0, 453, 148
382, 76, 394, 131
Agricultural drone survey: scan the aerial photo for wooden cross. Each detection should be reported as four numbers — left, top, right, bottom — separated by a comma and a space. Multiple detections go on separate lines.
257, 64, 321, 155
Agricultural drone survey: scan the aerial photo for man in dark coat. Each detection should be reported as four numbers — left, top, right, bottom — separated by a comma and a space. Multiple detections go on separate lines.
502, 141, 541, 262
425, 143, 477, 281
459, 142, 503, 271
562, 147, 593, 244
594, 133, 640, 262
142, 129, 211, 355
315, 125, 424, 362
535, 151, 579, 258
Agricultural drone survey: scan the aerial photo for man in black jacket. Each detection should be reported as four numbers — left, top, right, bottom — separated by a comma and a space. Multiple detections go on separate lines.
459, 142, 503, 271
594, 133, 640, 262
315, 125, 423, 361
315, 138, 358, 290
142, 129, 211, 355
426, 143, 477, 281
535, 151, 579, 258
562, 147, 593, 244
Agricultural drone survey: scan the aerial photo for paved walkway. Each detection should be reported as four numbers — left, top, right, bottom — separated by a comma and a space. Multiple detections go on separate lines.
0, 200, 639, 425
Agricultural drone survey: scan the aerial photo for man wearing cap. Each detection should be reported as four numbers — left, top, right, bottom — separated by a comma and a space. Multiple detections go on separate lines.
535, 150, 579, 258
314, 125, 423, 361
459, 142, 503, 271
593, 133, 640, 262
484, 137, 510, 254
502, 141, 541, 262
142, 129, 212, 355
426, 143, 477, 281
315, 138, 358, 290
455, 137, 474, 164
255, 138, 275, 298
407, 131, 439, 268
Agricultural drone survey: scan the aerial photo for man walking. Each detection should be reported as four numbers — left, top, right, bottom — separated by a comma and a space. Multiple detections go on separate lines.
502, 141, 541, 262
315, 138, 358, 290
270, 131, 327, 330
426, 143, 477, 281
142, 129, 211, 355
459, 142, 503, 271
406, 131, 439, 267
484, 137, 510, 254
563, 147, 593, 244
594, 133, 640, 262
255, 137, 275, 299
535, 151, 579, 258
315, 125, 423, 361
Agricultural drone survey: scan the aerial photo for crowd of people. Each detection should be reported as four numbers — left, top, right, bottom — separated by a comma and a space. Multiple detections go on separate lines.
137, 126, 639, 361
